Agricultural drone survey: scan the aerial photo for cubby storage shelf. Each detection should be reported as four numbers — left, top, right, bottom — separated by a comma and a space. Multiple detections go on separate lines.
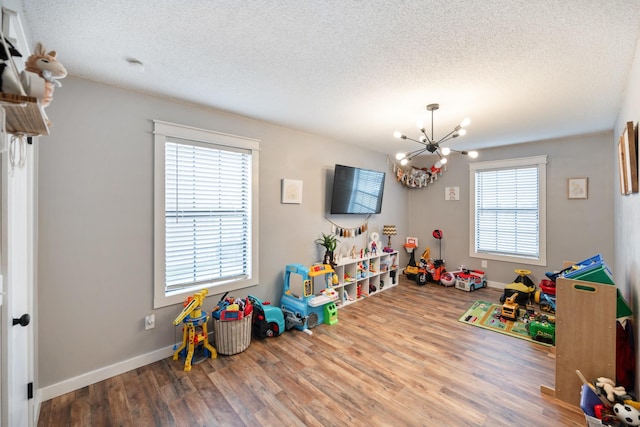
329, 251, 398, 308
0, 92, 49, 136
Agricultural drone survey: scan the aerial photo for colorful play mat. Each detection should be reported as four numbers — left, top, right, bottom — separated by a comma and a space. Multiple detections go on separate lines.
458, 300, 553, 347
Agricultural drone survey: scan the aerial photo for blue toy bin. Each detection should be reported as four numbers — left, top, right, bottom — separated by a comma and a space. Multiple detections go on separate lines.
563, 254, 614, 285
562, 254, 632, 318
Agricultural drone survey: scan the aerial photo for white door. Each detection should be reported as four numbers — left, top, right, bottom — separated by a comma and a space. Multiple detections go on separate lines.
0, 7, 37, 426
1, 137, 35, 426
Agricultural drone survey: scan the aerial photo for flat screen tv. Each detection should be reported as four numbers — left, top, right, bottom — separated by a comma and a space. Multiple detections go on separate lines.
330, 164, 385, 214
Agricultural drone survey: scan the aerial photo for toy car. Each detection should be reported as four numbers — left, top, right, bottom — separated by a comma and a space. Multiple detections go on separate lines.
538, 279, 556, 295
248, 295, 285, 338
527, 314, 556, 345
500, 281, 536, 305
415, 258, 446, 286
455, 269, 487, 292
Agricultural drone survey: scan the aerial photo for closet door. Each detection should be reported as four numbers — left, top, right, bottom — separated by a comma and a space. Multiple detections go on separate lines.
0, 6, 39, 424
1, 138, 36, 426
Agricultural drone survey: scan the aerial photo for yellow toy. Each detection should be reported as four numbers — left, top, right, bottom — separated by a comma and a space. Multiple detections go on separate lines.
501, 293, 519, 321
172, 289, 217, 371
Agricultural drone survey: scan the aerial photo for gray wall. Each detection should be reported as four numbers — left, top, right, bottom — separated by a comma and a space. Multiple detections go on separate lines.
406, 132, 614, 286
615, 33, 640, 394
37, 75, 624, 393
37, 77, 408, 387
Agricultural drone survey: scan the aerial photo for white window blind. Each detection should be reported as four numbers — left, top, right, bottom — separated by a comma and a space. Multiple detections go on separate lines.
469, 156, 547, 266
475, 167, 539, 257
165, 140, 251, 291
154, 120, 259, 308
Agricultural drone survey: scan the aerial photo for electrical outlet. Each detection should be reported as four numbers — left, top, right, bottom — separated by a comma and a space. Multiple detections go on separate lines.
481, 260, 488, 268
145, 314, 155, 330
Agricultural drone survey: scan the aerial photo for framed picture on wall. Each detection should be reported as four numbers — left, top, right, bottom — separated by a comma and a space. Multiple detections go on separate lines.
568, 178, 588, 199
619, 137, 629, 195
445, 186, 460, 201
281, 179, 303, 204
622, 121, 638, 193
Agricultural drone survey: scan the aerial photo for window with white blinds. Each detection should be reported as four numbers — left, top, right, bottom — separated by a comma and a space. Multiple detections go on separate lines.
469, 156, 547, 266
165, 140, 251, 290
154, 121, 260, 308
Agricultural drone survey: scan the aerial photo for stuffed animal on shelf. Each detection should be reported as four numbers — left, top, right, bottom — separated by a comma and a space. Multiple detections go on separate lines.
24, 42, 66, 107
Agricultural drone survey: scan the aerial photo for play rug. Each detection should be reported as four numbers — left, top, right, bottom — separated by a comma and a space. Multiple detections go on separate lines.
458, 300, 552, 347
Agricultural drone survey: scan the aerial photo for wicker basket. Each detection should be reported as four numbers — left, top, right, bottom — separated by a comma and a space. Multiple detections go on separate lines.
212, 315, 252, 355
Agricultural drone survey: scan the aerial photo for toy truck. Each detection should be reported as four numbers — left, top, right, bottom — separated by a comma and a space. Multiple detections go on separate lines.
500, 293, 519, 321
527, 315, 556, 345
248, 295, 285, 338
455, 269, 487, 292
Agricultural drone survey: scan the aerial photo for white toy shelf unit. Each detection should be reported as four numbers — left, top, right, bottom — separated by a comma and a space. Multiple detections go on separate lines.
330, 250, 399, 307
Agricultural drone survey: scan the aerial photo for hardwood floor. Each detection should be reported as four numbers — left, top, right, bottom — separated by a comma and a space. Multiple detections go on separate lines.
37, 277, 586, 426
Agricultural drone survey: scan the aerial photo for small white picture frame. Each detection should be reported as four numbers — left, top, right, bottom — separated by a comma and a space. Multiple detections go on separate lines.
568, 178, 588, 199
282, 179, 303, 204
445, 186, 460, 201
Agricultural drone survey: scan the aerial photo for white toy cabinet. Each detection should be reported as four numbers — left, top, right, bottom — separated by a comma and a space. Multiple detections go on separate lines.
330, 251, 398, 307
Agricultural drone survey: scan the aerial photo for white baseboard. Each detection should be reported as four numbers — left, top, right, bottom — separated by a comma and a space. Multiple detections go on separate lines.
487, 280, 507, 289
38, 345, 175, 402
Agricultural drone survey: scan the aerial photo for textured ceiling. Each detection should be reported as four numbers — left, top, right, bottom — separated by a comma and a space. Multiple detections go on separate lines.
19, 1, 640, 157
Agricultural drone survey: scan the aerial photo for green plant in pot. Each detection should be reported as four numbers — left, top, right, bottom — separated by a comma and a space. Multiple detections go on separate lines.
315, 232, 339, 266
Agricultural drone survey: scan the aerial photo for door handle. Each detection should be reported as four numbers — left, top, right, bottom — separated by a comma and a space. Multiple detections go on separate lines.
12, 313, 30, 327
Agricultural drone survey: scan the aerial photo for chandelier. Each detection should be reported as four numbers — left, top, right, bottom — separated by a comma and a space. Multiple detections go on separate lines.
394, 103, 478, 166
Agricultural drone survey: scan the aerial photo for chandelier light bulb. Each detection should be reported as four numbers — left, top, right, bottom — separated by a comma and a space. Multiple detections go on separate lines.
393, 131, 403, 139
460, 117, 471, 128
468, 150, 479, 158
400, 158, 409, 166
419, 135, 427, 143
396, 152, 406, 160
458, 129, 467, 137
434, 160, 442, 169
441, 147, 451, 155
441, 157, 448, 165
416, 119, 424, 129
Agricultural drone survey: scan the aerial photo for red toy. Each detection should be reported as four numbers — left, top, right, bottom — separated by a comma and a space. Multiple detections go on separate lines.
538, 279, 556, 295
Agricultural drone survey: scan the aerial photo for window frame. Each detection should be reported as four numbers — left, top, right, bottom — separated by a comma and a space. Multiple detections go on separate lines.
469, 155, 547, 267
153, 120, 260, 308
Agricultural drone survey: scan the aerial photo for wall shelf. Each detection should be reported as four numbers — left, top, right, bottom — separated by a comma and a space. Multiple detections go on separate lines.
0, 92, 49, 136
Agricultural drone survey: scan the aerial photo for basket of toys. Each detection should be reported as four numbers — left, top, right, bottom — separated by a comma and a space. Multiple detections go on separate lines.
212, 297, 253, 355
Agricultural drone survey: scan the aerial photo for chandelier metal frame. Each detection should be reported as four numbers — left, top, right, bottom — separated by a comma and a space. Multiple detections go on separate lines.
394, 103, 477, 166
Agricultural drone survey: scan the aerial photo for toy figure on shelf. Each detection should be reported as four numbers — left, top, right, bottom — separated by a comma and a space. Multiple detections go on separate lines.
24, 42, 67, 108
172, 289, 217, 371
369, 231, 381, 255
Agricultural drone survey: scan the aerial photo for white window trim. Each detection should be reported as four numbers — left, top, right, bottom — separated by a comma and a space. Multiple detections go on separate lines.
153, 120, 260, 308
469, 155, 547, 267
